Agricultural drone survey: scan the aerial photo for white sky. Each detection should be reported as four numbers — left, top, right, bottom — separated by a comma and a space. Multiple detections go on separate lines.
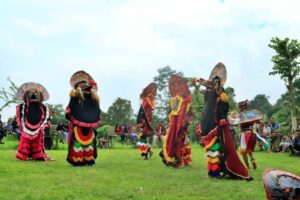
1, 0, 300, 121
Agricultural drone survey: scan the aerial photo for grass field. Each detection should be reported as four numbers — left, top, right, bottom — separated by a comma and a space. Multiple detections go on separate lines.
0, 136, 299, 200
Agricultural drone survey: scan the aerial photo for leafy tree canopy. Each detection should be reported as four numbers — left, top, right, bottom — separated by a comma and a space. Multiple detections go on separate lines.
106, 97, 134, 126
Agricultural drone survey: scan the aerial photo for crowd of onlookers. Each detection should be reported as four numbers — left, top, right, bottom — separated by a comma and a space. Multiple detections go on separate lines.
0, 114, 70, 146
114, 121, 166, 147
1, 112, 300, 156
0, 114, 21, 144
115, 123, 138, 144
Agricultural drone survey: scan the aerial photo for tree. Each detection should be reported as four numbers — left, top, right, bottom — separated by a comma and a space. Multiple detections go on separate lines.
269, 37, 300, 132
45, 103, 67, 125
272, 93, 290, 134
106, 97, 134, 126
248, 94, 273, 117
225, 87, 237, 111
189, 80, 205, 142
153, 66, 183, 121
0, 77, 18, 111
271, 78, 300, 134
190, 81, 205, 121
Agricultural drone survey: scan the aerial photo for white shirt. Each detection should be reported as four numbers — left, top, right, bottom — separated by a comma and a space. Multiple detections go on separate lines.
263, 126, 271, 137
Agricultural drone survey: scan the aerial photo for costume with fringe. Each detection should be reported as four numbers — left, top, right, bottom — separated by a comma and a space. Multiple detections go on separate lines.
15, 82, 51, 161
66, 71, 101, 166
199, 63, 251, 180
161, 95, 192, 167
240, 122, 257, 155
160, 75, 192, 167
137, 94, 155, 159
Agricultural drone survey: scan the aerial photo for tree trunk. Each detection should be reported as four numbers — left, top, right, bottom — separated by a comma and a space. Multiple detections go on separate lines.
288, 78, 298, 133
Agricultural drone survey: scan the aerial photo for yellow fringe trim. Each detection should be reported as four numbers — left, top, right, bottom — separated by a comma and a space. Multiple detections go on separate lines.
85, 155, 95, 161
207, 157, 220, 164
204, 136, 218, 151
72, 155, 94, 162
162, 134, 176, 163
74, 126, 94, 145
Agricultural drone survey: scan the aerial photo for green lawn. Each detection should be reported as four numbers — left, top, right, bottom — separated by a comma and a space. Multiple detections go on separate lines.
0, 136, 299, 200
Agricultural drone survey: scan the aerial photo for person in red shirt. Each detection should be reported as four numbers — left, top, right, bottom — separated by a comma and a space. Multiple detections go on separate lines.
152, 121, 166, 148
115, 124, 124, 144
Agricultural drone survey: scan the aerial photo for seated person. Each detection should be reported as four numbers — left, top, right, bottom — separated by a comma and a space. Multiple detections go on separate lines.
0, 122, 6, 144
0, 115, 6, 144
279, 136, 292, 153
123, 123, 131, 143
56, 122, 68, 143
11, 117, 20, 140
152, 121, 166, 148
290, 125, 300, 156
115, 124, 125, 144
129, 125, 138, 143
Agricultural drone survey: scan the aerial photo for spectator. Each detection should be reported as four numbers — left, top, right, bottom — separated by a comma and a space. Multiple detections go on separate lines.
123, 123, 130, 141
129, 125, 138, 144
279, 136, 292, 153
270, 117, 280, 132
261, 121, 272, 153
263, 121, 272, 138
269, 118, 281, 152
0, 114, 6, 144
56, 122, 68, 143
63, 122, 69, 141
12, 116, 20, 140
289, 125, 300, 156
152, 121, 166, 148
115, 124, 125, 144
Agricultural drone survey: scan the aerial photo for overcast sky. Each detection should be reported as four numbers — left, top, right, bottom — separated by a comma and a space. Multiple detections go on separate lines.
1, 0, 300, 121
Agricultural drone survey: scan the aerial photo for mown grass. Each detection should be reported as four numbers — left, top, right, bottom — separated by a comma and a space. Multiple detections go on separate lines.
0, 136, 299, 200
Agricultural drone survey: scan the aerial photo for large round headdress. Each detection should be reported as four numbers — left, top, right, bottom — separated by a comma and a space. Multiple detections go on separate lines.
169, 75, 190, 98
16, 82, 49, 103
140, 82, 157, 99
70, 70, 97, 91
209, 62, 227, 86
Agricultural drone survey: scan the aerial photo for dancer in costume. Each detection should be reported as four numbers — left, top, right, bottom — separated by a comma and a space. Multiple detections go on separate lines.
237, 100, 262, 170
160, 75, 192, 167
15, 82, 52, 161
196, 62, 252, 180
66, 70, 101, 166
136, 82, 157, 160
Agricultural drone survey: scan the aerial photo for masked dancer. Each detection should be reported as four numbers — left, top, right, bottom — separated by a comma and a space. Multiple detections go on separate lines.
137, 82, 157, 160
66, 70, 101, 166
197, 62, 252, 180
16, 82, 52, 161
160, 75, 192, 167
